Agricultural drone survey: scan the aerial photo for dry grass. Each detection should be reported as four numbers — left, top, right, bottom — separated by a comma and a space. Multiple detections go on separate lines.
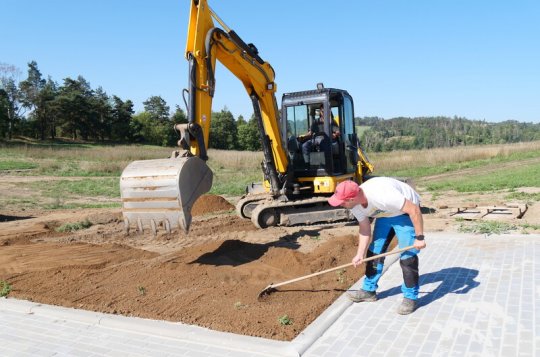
3, 140, 540, 178
207, 149, 262, 170
2, 143, 262, 167
1, 142, 263, 176
2, 144, 171, 161
369, 141, 540, 173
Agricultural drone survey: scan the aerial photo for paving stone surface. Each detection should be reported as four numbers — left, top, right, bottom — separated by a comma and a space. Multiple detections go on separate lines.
304, 233, 539, 357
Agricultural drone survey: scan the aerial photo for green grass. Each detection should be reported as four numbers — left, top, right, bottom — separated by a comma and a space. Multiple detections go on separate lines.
383, 161, 477, 179
30, 178, 120, 198
10, 178, 122, 210
505, 191, 540, 202
458, 221, 518, 235
379, 149, 540, 179
2, 139, 540, 207
1, 141, 169, 177
519, 223, 540, 231
35, 160, 124, 177
425, 163, 540, 192
278, 314, 293, 326
44, 202, 121, 210
208, 168, 261, 195
460, 221, 540, 234
0, 281, 12, 297
56, 219, 93, 232
2, 194, 119, 211
1, 141, 263, 195
0, 160, 38, 170
1, 197, 39, 207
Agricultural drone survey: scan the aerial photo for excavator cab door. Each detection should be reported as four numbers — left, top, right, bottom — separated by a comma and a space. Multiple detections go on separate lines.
284, 102, 328, 173
282, 88, 356, 178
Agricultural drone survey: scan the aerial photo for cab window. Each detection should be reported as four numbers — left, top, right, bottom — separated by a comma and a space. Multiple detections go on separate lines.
286, 105, 309, 138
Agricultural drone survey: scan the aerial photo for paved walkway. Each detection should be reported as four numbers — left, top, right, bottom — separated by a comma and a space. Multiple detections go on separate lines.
1, 232, 539, 356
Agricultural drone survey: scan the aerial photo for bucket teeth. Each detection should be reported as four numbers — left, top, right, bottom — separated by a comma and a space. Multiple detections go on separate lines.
136, 218, 142, 234
178, 215, 190, 234
123, 219, 130, 235
123, 218, 178, 236
150, 219, 157, 237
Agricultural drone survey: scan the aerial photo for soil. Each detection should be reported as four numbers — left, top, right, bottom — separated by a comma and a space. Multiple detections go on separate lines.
1, 177, 539, 341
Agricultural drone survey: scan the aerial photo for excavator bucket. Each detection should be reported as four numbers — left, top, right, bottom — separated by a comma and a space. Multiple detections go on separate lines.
120, 156, 213, 235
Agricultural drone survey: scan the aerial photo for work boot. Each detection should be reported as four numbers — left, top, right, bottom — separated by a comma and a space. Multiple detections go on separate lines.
347, 289, 377, 303
397, 298, 417, 315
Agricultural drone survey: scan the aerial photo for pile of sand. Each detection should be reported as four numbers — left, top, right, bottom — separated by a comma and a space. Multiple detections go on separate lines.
192, 195, 234, 216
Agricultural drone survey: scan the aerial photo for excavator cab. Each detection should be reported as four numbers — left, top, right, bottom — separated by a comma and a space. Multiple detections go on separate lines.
282, 86, 358, 180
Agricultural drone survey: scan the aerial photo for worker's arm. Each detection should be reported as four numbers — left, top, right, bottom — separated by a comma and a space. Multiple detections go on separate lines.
352, 218, 372, 267
401, 199, 427, 250
297, 131, 312, 143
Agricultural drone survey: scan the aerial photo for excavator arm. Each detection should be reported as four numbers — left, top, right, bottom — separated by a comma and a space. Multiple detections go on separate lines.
183, 0, 288, 180
120, 0, 289, 235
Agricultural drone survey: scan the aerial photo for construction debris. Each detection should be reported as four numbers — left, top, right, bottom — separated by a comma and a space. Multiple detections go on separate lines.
449, 203, 528, 221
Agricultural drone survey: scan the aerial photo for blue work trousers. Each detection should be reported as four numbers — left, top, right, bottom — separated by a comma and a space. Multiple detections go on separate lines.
361, 214, 420, 300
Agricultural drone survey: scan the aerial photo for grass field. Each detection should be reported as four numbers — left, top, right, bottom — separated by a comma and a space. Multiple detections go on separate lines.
1, 139, 539, 211
369, 141, 540, 193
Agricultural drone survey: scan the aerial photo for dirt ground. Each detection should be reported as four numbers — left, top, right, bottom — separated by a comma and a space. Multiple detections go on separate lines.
1, 178, 539, 341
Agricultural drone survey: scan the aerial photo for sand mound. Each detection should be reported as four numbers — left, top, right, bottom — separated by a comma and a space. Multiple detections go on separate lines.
192, 195, 234, 216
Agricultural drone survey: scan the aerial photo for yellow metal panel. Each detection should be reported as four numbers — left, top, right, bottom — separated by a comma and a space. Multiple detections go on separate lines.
185, 0, 288, 174
297, 174, 356, 194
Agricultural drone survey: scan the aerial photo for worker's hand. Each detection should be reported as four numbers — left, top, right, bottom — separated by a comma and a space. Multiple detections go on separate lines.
297, 135, 308, 143
414, 239, 426, 250
352, 254, 364, 268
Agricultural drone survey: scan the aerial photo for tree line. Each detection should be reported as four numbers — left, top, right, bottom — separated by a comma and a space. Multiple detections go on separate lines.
0, 61, 261, 150
356, 116, 540, 152
3, 61, 539, 153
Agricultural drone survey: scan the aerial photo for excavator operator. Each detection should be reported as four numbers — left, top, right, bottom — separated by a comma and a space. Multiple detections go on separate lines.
299, 105, 340, 167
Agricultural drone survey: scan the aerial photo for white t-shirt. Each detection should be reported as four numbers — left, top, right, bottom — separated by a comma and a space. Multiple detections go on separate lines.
350, 177, 420, 222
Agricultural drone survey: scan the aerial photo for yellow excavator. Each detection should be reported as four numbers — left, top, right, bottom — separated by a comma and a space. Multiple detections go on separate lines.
120, 0, 374, 235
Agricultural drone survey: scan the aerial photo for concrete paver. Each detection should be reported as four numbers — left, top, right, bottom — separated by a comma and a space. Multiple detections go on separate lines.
1, 232, 538, 356
304, 233, 539, 357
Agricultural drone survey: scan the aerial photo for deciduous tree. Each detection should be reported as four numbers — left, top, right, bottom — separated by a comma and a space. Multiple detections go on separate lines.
209, 108, 237, 150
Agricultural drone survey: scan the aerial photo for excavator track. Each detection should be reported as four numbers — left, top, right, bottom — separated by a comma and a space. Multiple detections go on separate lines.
235, 193, 268, 219
247, 196, 354, 229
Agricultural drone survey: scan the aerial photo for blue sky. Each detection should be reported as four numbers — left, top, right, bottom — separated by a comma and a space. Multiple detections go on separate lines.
3, 0, 539, 123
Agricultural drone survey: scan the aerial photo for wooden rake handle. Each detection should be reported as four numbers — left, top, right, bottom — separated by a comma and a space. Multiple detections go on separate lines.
267, 245, 415, 290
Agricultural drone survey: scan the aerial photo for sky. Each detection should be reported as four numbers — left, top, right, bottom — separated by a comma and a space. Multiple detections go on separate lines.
3, 0, 540, 123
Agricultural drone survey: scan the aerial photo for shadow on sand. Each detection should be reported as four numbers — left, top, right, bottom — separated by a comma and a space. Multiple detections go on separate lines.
189, 227, 326, 266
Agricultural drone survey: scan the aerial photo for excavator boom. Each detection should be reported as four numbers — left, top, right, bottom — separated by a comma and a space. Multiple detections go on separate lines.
184, 0, 288, 179
120, 0, 290, 235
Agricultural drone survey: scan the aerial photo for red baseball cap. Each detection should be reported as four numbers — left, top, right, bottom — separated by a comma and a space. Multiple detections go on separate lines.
328, 180, 360, 207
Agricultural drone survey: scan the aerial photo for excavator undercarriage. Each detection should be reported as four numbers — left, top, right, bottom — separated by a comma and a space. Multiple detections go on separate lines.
236, 194, 354, 229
